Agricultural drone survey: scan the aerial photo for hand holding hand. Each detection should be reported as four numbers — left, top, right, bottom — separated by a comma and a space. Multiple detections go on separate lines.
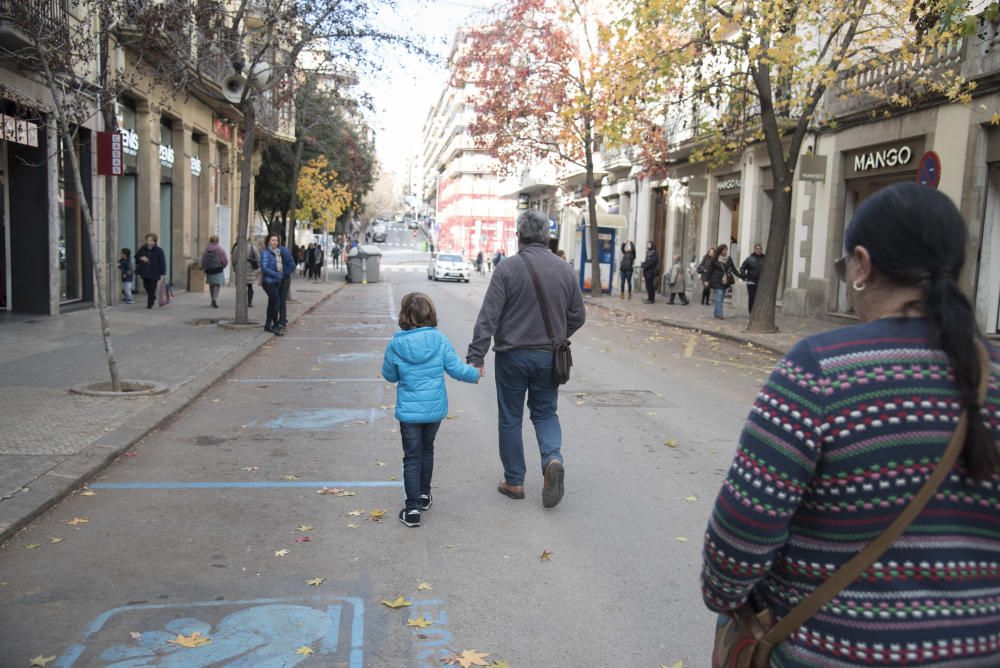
478, 365, 486, 380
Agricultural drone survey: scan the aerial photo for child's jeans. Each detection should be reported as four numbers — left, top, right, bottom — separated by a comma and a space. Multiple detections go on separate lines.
122, 280, 133, 303
400, 421, 441, 511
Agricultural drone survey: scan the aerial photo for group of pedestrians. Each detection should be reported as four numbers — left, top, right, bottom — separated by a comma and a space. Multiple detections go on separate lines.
295, 243, 331, 281
117, 233, 168, 309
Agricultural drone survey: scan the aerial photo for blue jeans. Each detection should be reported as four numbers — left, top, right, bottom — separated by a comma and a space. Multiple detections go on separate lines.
714, 287, 726, 317
263, 282, 281, 328
400, 421, 440, 511
619, 270, 632, 295
494, 349, 562, 486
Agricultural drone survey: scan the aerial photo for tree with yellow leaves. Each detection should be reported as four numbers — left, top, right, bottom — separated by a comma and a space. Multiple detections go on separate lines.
616, 0, 972, 331
296, 156, 353, 234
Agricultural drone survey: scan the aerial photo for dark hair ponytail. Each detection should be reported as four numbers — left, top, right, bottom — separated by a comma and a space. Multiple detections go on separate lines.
845, 182, 999, 481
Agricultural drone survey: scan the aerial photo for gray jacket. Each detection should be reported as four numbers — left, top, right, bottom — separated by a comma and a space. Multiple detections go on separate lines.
467, 243, 585, 365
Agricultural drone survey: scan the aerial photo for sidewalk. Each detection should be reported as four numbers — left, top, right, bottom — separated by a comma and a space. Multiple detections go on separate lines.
0, 277, 343, 543
584, 291, 843, 355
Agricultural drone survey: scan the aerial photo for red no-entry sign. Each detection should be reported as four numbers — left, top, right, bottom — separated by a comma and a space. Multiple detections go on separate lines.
916, 151, 941, 189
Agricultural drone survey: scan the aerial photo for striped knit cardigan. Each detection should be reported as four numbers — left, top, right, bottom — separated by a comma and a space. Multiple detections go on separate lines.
702, 317, 1000, 667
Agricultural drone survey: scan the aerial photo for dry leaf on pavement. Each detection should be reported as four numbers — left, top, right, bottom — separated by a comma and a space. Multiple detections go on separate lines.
80, 490, 96, 497
490, 662, 511, 668
381, 596, 412, 609
306, 577, 325, 586
29, 656, 56, 667
294, 646, 315, 655
416, 582, 432, 591
167, 632, 211, 648
347, 523, 359, 529
369, 509, 385, 522
242, 466, 259, 472
662, 662, 683, 668
296, 525, 313, 532
23, 544, 41, 549
448, 649, 491, 667
274, 549, 290, 557
539, 550, 553, 561
684, 495, 698, 503
295, 536, 311, 543
67, 517, 90, 526
675, 536, 688, 543
375, 461, 386, 467
48, 537, 64, 544
665, 439, 677, 447
284, 475, 300, 481
406, 614, 433, 628
129, 632, 141, 640
347, 510, 363, 516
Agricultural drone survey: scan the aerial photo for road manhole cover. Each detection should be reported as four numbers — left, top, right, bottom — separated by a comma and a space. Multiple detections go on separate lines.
576, 390, 659, 407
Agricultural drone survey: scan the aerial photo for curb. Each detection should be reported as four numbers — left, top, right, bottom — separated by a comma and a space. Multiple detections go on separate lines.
583, 298, 792, 356
0, 282, 346, 546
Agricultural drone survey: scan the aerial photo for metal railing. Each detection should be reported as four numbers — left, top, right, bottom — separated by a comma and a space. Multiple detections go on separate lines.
0, 0, 66, 33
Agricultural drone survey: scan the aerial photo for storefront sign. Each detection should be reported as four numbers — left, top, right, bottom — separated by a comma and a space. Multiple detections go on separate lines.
191, 156, 202, 176
0, 115, 38, 147
97, 131, 124, 176
687, 176, 708, 200
916, 151, 941, 189
716, 174, 742, 195
120, 128, 139, 156
159, 144, 175, 168
846, 139, 923, 179
798, 154, 828, 182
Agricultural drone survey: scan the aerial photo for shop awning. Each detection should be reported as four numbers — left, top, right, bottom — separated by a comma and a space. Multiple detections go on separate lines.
580, 212, 627, 229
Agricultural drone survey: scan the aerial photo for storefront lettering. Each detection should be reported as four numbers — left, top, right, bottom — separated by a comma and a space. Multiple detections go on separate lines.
159, 144, 175, 168
717, 177, 741, 192
191, 156, 202, 176
853, 146, 912, 172
121, 128, 139, 156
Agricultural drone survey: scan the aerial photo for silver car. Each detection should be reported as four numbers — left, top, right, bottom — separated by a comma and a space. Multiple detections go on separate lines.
427, 253, 471, 282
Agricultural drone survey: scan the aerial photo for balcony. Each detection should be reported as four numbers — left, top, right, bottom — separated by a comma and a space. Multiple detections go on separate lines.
602, 144, 633, 176
0, 0, 67, 52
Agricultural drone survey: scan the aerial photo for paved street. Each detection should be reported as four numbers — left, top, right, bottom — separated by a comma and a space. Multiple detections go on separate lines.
0, 225, 785, 666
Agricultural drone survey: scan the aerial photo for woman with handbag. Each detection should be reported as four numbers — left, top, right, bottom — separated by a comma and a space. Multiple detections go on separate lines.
697, 247, 716, 305
200, 235, 229, 308
703, 182, 1000, 667
707, 244, 738, 319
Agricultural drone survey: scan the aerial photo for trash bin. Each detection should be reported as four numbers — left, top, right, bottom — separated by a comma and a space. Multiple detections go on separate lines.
347, 244, 382, 284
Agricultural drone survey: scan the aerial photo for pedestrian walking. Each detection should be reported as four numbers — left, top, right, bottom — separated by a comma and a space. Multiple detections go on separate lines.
641, 242, 660, 304
260, 233, 294, 335
475, 250, 484, 275
666, 254, 689, 304
619, 240, 636, 299
467, 210, 586, 509
696, 247, 716, 305
331, 242, 341, 270
707, 244, 738, 319
200, 235, 229, 308
296, 245, 305, 275
740, 242, 765, 314
312, 245, 324, 281
381, 292, 481, 527
231, 238, 260, 308
492, 249, 503, 269
703, 182, 1000, 668
304, 244, 316, 279
118, 248, 134, 304
135, 233, 167, 309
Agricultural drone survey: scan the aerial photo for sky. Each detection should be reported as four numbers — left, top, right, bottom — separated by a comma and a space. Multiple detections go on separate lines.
364, 0, 497, 180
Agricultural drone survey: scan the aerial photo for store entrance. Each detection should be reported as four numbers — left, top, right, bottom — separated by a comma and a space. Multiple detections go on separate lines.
976, 164, 1000, 334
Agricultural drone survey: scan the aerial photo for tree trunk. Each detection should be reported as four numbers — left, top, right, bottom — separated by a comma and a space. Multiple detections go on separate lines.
233, 101, 256, 325
747, 173, 791, 333
39, 55, 122, 390
98, 6, 117, 312
584, 118, 602, 297
285, 136, 305, 245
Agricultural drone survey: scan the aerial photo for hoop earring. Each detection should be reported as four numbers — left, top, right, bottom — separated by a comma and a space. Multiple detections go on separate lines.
852, 280, 866, 292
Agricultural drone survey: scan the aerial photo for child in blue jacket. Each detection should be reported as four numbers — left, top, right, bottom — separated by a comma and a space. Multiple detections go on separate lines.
381, 292, 480, 527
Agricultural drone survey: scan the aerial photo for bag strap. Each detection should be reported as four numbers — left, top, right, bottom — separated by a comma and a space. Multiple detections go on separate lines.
756, 340, 992, 660
519, 254, 557, 346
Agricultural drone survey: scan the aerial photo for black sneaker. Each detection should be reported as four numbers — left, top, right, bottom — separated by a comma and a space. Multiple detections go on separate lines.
398, 509, 420, 527
418, 493, 432, 511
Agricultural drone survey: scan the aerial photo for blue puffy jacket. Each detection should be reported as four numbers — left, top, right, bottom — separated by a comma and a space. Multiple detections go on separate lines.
260, 245, 295, 285
381, 327, 480, 423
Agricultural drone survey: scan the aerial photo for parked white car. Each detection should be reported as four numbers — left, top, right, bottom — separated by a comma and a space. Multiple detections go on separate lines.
427, 253, 471, 282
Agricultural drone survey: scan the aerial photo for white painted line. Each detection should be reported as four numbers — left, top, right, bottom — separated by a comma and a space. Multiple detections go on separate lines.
300, 315, 395, 319
228, 378, 388, 383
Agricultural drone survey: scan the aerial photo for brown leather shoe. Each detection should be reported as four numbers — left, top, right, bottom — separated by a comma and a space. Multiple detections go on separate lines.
497, 481, 525, 499
542, 460, 564, 508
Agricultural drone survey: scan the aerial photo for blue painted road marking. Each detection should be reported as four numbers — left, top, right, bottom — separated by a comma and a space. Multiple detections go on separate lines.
55, 596, 365, 668
317, 352, 378, 363
89, 480, 403, 490
257, 408, 387, 429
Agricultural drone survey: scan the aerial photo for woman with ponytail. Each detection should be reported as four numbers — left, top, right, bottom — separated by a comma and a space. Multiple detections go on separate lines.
701, 182, 1000, 666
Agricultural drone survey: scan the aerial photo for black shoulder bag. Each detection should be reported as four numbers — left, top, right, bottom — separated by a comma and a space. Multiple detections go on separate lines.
520, 254, 572, 384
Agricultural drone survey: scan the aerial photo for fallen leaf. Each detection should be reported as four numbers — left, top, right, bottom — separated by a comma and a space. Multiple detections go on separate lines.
661, 662, 683, 668
491, 662, 511, 668
575, 392, 586, 397
375, 461, 386, 467
317, 487, 343, 495
388, 476, 397, 481
406, 614, 433, 628
48, 537, 64, 544
124, 451, 138, 457
665, 439, 678, 448
684, 495, 698, 503
355, 420, 368, 425
242, 466, 259, 472
274, 549, 290, 557
67, 517, 90, 526
294, 646, 315, 655
296, 525, 313, 532
416, 582, 432, 591
306, 577, 325, 586
540, 550, 553, 561
129, 632, 141, 640
675, 536, 688, 543
369, 509, 385, 522
347, 523, 359, 529
347, 510, 363, 516
80, 490, 96, 496
284, 474, 300, 481
381, 596, 412, 608
23, 544, 41, 550
445, 415, 458, 420
167, 631, 211, 648
295, 536, 312, 544
449, 649, 491, 667
29, 656, 56, 667
337, 490, 356, 497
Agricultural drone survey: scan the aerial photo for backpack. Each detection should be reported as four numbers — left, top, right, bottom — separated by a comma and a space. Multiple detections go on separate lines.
202, 248, 223, 272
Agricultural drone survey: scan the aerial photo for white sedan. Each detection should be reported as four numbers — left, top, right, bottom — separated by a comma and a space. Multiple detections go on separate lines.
428, 253, 471, 282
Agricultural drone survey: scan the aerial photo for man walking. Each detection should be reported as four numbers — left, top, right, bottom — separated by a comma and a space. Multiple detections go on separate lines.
467, 210, 586, 508
740, 243, 765, 314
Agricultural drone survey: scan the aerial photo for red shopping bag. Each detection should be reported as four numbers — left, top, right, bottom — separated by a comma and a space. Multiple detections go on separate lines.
157, 280, 174, 307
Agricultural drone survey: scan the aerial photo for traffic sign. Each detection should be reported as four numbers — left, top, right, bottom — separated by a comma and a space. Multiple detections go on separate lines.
916, 150, 941, 189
